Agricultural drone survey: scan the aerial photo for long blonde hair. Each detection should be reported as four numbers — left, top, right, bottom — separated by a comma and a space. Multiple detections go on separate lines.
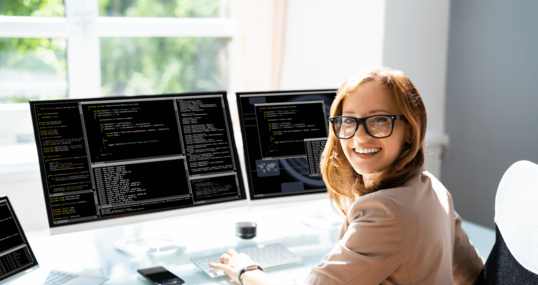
320, 67, 427, 216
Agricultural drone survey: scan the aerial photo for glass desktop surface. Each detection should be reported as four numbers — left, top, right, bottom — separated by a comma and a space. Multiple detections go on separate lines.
9, 198, 495, 285
13, 199, 341, 285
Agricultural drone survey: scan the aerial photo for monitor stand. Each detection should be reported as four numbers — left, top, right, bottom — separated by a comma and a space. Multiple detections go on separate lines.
301, 201, 342, 230
113, 226, 186, 256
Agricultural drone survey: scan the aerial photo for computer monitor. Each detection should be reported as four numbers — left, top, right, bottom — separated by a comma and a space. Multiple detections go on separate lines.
0, 196, 39, 284
235, 89, 337, 206
29, 92, 247, 237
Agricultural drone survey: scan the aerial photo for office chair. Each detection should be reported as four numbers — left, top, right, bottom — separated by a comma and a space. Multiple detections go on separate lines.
475, 160, 538, 284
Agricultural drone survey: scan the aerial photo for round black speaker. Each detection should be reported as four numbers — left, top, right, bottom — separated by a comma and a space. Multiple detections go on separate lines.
236, 222, 257, 239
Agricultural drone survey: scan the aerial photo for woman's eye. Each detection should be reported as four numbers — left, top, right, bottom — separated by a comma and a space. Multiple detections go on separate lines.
343, 118, 354, 124
374, 117, 389, 123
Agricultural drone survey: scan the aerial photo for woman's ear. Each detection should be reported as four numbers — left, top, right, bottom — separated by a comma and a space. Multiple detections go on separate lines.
405, 125, 412, 145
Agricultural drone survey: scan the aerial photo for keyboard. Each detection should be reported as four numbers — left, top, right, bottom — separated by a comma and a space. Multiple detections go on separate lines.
192, 244, 302, 278
44, 270, 79, 285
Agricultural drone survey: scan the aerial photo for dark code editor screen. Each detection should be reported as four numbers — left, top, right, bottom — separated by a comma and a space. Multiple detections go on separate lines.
237, 90, 335, 199
31, 93, 245, 227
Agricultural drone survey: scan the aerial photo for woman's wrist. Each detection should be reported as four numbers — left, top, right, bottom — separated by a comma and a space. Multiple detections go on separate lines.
240, 268, 264, 285
239, 265, 263, 285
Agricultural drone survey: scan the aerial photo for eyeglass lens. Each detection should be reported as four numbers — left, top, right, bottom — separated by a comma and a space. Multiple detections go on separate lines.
334, 116, 392, 139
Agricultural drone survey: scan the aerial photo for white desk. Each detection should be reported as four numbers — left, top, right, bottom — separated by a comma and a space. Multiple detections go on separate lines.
9, 199, 495, 284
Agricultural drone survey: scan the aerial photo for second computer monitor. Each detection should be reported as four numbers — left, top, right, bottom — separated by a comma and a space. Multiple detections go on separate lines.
236, 89, 337, 200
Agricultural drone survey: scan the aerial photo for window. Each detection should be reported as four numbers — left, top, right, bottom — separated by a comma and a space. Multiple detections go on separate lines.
100, 37, 230, 96
0, 38, 67, 104
0, 0, 234, 181
1, 0, 65, 17
99, 0, 227, 18
0, 0, 233, 150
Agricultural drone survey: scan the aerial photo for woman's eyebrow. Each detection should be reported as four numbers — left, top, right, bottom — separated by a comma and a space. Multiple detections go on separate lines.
342, 109, 391, 116
367, 109, 391, 114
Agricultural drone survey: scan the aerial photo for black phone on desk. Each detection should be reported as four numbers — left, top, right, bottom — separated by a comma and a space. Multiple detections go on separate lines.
137, 266, 185, 285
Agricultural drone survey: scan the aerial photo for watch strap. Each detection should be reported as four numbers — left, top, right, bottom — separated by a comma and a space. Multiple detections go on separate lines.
238, 264, 263, 285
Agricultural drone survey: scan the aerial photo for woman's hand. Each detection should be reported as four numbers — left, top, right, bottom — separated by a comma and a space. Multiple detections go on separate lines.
209, 249, 259, 284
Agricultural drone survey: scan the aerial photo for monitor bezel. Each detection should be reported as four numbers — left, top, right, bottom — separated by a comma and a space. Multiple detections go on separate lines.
29, 91, 248, 230
235, 89, 337, 202
0, 196, 39, 282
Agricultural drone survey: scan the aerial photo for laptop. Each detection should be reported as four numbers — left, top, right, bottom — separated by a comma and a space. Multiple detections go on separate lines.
0, 196, 108, 285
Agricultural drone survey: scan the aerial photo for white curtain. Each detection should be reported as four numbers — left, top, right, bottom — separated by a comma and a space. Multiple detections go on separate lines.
234, 0, 288, 92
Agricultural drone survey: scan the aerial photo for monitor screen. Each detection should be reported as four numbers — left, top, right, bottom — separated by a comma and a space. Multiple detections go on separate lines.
0, 197, 39, 282
236, 89, 336, 199
30, 92, 246, 228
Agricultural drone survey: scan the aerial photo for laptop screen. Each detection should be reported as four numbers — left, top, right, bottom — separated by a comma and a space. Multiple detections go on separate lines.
0, 197, 38, 282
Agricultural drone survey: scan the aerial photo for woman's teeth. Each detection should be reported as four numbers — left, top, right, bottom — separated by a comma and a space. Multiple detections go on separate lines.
354, 148, 381, 155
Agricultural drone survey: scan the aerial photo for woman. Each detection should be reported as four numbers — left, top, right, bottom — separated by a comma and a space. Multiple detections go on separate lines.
210, 67, 484, 284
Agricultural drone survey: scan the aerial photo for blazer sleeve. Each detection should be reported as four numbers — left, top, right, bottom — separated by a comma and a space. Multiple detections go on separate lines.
303, 195, 405, 285
452, 211, 485, 285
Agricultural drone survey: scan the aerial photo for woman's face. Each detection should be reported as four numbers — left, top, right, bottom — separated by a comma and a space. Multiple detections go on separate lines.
339, 81, 409, 184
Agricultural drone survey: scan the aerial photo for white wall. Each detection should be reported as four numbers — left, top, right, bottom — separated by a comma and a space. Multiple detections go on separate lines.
0, 106, 48, 231
280, 0, 386, 90
442, 1, 538, 228
0, 171, 49, 231
281, 0, 449, 179
383, 0, 451, 178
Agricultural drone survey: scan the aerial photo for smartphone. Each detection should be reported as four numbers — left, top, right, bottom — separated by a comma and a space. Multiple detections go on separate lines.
137, 266, 185, 285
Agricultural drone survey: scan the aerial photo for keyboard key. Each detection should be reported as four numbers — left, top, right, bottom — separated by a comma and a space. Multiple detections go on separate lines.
45, 270, 79, 285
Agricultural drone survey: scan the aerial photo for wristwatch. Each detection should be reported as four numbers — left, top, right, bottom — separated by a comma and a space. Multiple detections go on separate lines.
238, 264, 263, 285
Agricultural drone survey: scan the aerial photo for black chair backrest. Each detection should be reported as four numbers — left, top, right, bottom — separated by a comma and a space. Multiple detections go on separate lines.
475, 225, 538, 285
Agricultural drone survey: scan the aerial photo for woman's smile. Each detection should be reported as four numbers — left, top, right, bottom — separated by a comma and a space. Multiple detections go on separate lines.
352, 146, 382, 159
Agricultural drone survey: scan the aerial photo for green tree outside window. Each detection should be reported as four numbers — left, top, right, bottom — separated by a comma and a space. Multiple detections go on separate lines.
0, 0, 228, 103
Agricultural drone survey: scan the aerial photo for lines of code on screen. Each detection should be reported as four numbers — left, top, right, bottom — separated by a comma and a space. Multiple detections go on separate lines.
178, 98, 234, 175
82, 100, 182, 163
0, 203, 24, 253
254, 101, 328, 160
191, 174, 239, 203
50, 193, 98, 222
34, 104, 92, 194
0, 247, 33, 278
304, 138, 327, 177
93, 159, 190, 208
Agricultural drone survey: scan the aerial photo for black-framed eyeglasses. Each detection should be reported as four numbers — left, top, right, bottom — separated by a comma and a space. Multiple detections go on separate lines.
328, 115, 406, 139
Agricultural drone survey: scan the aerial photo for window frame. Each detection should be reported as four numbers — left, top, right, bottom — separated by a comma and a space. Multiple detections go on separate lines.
0, 0, 234, 143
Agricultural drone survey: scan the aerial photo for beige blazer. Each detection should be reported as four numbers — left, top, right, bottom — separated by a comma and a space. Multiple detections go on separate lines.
303, 167, 484, 285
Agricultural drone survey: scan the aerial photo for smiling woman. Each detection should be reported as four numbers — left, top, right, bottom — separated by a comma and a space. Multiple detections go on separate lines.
322, 67, 427, 206
210, 67, 484, 285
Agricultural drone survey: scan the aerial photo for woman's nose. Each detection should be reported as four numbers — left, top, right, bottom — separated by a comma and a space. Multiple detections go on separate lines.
354, 123, 371, 141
